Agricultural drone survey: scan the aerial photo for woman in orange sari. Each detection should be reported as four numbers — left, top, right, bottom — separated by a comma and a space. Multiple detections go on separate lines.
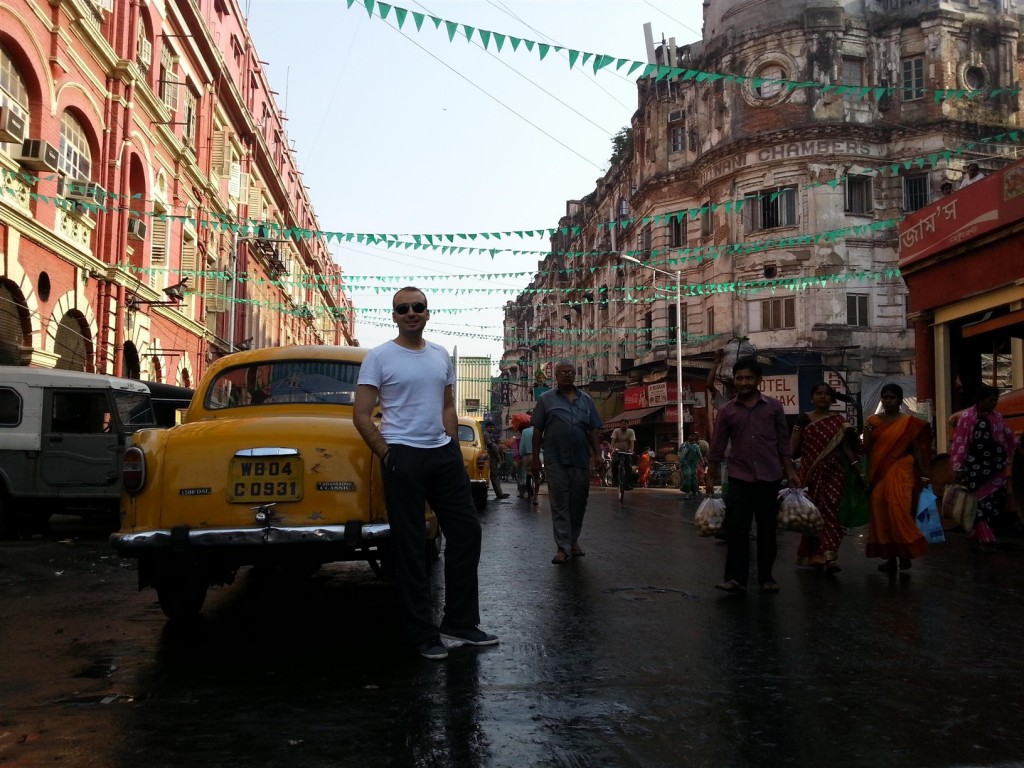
637, 447, 652, 488
791, 383, 860, 573
862, 383, 930, 572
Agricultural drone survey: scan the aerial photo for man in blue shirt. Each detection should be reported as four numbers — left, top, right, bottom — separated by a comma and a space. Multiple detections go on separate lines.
531, 360, 603, 564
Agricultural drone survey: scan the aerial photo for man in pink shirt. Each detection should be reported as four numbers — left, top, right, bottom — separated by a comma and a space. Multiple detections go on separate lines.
705, 358, 800, 594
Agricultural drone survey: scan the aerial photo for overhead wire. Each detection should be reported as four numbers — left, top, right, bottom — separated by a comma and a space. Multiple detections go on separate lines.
380, 2, 604, 170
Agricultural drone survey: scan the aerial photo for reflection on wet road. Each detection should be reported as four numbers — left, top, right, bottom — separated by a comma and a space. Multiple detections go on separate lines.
2, 490, 1024, 767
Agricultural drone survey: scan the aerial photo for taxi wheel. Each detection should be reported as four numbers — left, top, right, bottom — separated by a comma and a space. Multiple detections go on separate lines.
472, 487, 488, 512
0, 491, 15, 538
156, 576, 208, 621
282, 561, 322, 580
368, 545, 394, 580
0, 489, 26, 539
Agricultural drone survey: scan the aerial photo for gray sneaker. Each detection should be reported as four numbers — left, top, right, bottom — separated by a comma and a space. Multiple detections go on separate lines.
416, 639, 449, 660
439, 625, 499, 646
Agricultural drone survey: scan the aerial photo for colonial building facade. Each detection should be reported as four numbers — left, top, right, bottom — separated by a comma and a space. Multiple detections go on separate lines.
0, 0, 355, 385
503, 0, 1023, 448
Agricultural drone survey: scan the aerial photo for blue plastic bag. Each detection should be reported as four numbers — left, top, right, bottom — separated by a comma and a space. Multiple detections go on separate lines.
915, 485, 945, 544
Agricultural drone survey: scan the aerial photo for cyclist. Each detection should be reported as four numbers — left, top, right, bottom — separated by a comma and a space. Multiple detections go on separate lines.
609, 419, 636, 490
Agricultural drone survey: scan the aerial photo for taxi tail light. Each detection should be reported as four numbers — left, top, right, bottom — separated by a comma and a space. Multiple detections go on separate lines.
476, 453, 487, 470
122, 446, 146, 493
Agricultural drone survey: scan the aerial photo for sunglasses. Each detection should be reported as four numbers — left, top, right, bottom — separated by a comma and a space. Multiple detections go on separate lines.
394, 302, 427, 315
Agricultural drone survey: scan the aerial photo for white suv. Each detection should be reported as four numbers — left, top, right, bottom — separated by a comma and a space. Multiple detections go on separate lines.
0, 367, 158, 534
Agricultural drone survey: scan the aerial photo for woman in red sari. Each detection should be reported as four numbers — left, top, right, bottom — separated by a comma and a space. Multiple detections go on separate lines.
791, 382, 860, 573
863, 383, 930, 572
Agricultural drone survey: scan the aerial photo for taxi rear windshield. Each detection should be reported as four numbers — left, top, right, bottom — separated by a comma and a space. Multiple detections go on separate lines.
205, 360, 360, 409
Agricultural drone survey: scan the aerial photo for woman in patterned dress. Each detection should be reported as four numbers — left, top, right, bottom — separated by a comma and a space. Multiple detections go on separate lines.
950, 385, 1019, 545
790, 382, 861, 573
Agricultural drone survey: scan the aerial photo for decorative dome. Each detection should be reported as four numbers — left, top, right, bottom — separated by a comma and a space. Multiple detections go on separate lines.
702, 0, 1020, 42
702, 0, 826, 40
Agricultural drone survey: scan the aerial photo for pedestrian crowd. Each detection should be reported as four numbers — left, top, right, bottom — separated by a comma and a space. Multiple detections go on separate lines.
356, 287, 1019, 659
704, 358, 1020, 595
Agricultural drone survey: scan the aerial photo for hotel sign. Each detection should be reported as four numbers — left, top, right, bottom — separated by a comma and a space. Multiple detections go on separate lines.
759, 375, 799, 414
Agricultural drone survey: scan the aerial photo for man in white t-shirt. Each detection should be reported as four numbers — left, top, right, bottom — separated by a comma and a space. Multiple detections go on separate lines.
609, 419, 636, 488
958, 162, 985, 190
354, 286, 498, 660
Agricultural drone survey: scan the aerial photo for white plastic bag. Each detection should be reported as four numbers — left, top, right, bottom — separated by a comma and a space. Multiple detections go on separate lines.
777, 487, 824, 534
694, 494, 727, 537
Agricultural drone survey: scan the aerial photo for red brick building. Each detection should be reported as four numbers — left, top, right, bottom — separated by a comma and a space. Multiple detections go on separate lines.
0, 0, 355, 384
899, 161, 1024, 446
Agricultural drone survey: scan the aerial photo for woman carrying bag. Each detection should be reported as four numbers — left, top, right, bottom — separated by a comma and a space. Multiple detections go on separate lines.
950, 385, 1019, 545
790, 382, 862, 574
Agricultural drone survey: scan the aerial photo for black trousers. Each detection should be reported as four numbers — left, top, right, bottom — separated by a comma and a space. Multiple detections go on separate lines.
723, 477, 781, 587
382, 441, 482, 645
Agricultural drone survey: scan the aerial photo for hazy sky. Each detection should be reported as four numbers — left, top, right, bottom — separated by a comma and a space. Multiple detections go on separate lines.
244, 0, 705, 362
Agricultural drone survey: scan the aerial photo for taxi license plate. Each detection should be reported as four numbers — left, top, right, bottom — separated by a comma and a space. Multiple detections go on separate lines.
228, 457, 304, 502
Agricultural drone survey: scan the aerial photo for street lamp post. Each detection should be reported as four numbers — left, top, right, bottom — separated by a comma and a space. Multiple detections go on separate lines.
620, 254, 684, 452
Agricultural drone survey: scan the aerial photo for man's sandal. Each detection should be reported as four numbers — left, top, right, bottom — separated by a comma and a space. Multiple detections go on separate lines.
714, 580, 745, 594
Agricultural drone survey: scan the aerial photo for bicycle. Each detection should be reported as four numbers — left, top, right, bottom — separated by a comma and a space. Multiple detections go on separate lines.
613, 450, 633, 502
524, 464, 544, 505
648, 461, 674, 488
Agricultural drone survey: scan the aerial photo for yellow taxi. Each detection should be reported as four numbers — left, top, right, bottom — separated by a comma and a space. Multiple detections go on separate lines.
110, 345, 441, 620
458, 417, 490, 510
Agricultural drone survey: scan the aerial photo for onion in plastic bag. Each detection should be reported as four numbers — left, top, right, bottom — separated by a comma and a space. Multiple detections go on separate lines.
695, 494, 727, 537
777, 487, 824, 534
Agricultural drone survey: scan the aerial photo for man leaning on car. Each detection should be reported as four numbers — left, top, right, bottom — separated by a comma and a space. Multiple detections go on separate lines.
353, 286, 499, 660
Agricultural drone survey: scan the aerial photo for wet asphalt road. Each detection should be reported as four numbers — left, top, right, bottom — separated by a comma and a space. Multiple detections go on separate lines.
2, 487, 1024, 768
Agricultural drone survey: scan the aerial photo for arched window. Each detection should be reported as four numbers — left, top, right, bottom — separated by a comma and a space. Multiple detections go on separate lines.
59, 112, 91, 179
136, 15, 153, 74
0, 43, 29, 154
755, 64, 785, 99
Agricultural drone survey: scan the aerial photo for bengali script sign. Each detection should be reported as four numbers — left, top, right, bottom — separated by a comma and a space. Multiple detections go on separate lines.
899, 160, 1024, 267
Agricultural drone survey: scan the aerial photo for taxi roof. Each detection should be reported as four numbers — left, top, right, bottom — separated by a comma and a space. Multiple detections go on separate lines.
203, 345, 367, 378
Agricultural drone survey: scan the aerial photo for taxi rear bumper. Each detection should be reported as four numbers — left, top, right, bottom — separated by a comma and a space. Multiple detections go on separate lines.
111, 522, 393, 553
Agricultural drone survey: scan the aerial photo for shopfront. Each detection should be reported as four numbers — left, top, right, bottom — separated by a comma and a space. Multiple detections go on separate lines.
899, 159, 1024, 447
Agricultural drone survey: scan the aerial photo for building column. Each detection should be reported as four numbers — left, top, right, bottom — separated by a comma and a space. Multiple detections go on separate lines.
910, 311, 935, 402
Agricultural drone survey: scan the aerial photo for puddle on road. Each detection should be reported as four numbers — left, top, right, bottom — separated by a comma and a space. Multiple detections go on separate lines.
72, 658, 117, 679
605, 585, 700, 601
52, 693, 134, 706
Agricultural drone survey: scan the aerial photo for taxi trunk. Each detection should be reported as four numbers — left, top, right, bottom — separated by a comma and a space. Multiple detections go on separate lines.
125, 414, 384, 531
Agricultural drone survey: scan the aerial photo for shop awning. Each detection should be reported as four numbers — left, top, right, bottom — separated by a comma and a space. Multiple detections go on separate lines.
602, 406, 664, 427
962, 308, 1024, 339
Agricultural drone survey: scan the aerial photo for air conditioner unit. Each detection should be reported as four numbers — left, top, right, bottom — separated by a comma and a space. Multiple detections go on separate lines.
57, 176, 105, 206
668, 109, 685, 123
18, 138, 60, 172
0, 106, 26, 144
127, 218, 147, 241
